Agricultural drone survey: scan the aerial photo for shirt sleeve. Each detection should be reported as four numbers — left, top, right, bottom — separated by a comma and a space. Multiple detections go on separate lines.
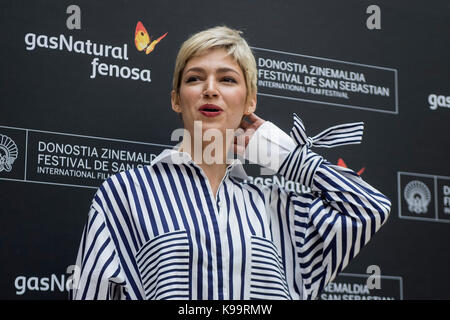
244, 120, 296, 175
245, 115, 391, 300
70, 194, 127, 300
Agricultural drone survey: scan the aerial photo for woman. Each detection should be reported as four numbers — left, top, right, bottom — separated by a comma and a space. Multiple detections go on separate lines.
70, 26, 391, 300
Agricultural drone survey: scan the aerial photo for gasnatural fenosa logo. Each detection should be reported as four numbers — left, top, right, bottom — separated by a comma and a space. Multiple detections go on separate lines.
24, 18, 168, 82
134, 21, 168, 55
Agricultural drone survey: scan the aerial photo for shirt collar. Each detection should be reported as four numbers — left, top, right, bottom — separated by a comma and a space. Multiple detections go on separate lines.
150, 144, 249, 180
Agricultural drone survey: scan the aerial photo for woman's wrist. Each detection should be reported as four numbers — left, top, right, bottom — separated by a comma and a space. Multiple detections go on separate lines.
244, 121, 296, 174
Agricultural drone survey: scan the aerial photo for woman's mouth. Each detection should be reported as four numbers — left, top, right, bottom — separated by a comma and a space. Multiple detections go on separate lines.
199, 104, 223, 117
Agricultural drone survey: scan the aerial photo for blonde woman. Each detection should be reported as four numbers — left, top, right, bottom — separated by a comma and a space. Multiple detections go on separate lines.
70, 26, 391, 300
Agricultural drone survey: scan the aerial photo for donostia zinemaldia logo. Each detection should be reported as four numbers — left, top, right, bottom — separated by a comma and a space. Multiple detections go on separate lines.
0, 134, 18, 173
404, 180, 431, 214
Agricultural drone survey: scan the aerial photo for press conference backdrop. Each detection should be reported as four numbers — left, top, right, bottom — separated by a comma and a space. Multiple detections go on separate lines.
1, 0, 449, 300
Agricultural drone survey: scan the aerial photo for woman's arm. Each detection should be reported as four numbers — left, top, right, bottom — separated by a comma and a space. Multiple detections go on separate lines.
241, 113, 391, 300
70, 196, 126, 300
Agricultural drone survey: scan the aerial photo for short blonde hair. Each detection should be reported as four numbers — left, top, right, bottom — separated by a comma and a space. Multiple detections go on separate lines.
172, 26, 257, 100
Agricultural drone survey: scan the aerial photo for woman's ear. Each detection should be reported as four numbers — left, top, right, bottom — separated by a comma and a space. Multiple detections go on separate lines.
244, 92, 257, 115
171, 90, 181, 113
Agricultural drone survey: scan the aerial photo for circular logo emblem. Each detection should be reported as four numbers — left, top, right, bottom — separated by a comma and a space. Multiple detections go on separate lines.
0, 134, 18, 173
404, 180, 431, 214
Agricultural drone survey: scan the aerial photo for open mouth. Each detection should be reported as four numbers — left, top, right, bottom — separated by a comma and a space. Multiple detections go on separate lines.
202, 108, 220, 112
199, 104, 223, 117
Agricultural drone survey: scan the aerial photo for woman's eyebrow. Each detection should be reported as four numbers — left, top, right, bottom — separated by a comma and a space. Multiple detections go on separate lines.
216, 67, 240, 75
185, 67, 205, 74
185, 67, 240, 75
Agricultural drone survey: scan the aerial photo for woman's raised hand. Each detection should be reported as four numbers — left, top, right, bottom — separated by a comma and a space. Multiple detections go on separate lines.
232, 113, 266, 157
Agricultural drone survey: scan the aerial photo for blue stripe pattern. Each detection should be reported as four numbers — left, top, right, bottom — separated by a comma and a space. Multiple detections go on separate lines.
70, 114, 391, 300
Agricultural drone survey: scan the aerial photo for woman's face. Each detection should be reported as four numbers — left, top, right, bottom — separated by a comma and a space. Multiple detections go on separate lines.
171, 48, 256, 138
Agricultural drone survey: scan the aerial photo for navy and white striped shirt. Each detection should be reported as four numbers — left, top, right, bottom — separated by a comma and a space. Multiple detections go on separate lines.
70, 114, 391, 300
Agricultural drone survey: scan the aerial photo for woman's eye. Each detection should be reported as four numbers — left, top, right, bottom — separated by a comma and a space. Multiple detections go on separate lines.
222, 77, 237, 83
186, 76, 200, 82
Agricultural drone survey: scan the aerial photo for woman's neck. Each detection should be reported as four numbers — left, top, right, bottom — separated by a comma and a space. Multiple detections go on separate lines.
178, 135, 233, 198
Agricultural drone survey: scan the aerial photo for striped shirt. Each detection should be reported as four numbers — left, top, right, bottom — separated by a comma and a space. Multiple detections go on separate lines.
70, 113, 391, 300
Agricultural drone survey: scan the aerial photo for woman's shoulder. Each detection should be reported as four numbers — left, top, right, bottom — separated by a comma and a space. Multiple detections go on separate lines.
96, 166, 154, 196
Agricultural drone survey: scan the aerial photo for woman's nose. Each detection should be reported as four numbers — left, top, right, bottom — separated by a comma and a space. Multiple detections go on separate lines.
203, 78, 219, 98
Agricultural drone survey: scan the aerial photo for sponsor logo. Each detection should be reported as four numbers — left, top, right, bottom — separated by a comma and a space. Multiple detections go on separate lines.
244, 174, 311, 194
0, 125, 169, 189
134, 21, 168, 55
398, 172, 450, 223
0, 134, 18, 173
404, 180, 431, 214
24, 20, 167, 82
252, 47, 398, 114
336, 158, 365, 176
14, 274, 70, 296
320, 272, 403, 300
0, 128, 26, 180
428, 94, 450, 110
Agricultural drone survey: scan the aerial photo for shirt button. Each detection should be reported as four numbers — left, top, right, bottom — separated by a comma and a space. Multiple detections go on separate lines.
218, 201, 224, 207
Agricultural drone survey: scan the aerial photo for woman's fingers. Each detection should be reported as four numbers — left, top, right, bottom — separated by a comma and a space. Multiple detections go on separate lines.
240, 113, 261, 127
240, 117, 251, 129
248, 112, 265, 124
232, 112, 266, 156
247, 112, 262, 122
244, 113, 266, 129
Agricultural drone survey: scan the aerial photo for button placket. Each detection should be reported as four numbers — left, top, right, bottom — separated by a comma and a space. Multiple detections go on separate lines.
216, 180, 230, 230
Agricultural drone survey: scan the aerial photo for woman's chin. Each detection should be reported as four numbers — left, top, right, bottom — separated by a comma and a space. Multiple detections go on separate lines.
198, 121, 225, 131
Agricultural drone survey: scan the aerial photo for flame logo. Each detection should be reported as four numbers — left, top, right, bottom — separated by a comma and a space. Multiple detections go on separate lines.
337, 158, 365, 176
